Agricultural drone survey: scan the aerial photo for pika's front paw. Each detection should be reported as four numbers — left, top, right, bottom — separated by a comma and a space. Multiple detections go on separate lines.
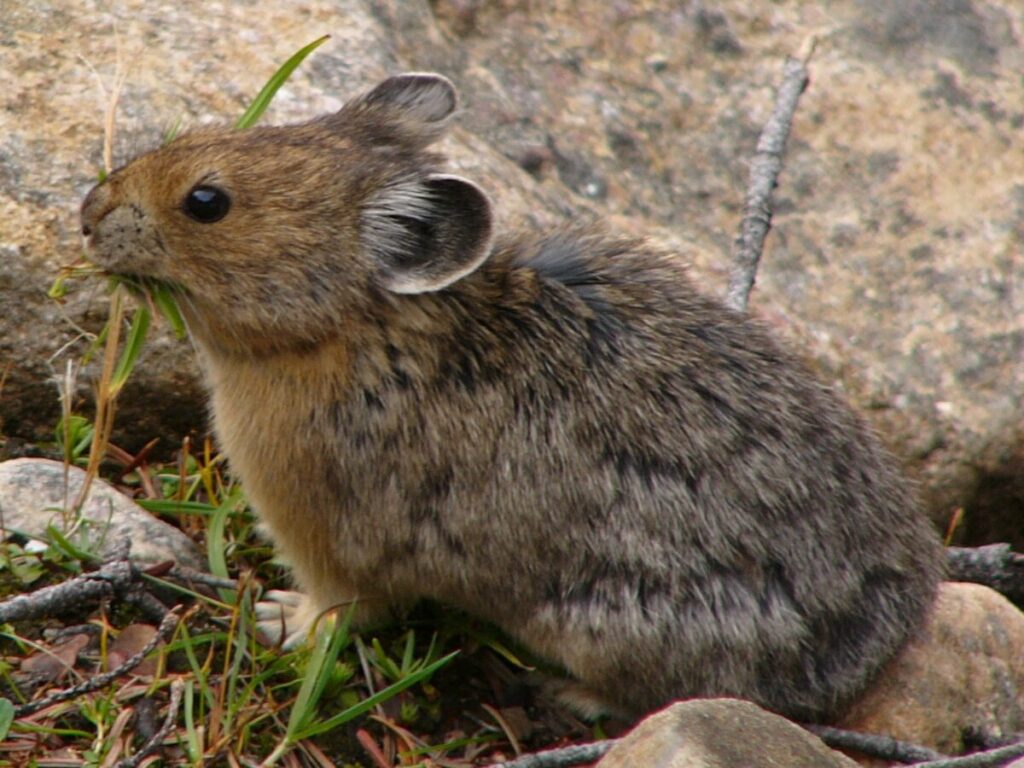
255, 590, 328, 648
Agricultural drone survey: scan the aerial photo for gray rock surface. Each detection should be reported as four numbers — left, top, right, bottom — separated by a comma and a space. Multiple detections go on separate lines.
0, 458, 204, 569
1, 1, 1021, 540
596, 698, 859, 768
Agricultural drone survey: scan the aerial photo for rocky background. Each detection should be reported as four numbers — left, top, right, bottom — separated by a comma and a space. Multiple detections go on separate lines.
1, 0, 1021, 545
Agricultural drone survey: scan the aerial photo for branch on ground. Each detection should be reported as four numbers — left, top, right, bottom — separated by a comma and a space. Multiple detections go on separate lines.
484, 740, 614, 768
0, 544, 172, 625
807, 724, 945, 763
726, 36, 815, 312
946, 544, 1024, 604
13, 609, 182, 718
910, 735, 1024, 768
111, 677, 186, 768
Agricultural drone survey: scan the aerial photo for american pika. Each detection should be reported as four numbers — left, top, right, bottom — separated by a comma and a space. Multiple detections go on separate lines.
81, 73, 944, 722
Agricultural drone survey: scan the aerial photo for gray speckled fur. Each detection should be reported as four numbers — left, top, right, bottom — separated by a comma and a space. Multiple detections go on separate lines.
81, 74, 944, 723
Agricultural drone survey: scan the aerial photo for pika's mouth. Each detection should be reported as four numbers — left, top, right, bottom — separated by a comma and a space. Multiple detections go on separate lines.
87, 264, 190, 338
112, 273, 181, 296
112, 274, 190, 338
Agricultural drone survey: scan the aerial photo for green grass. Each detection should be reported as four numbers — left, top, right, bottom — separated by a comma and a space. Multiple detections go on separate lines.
0, 445, 558, 765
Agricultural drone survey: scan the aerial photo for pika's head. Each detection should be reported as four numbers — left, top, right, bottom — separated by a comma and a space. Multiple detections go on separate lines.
80, 73, 494, 353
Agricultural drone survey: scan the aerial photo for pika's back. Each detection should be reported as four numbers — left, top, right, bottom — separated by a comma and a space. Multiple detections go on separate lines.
311, 224, 945, 720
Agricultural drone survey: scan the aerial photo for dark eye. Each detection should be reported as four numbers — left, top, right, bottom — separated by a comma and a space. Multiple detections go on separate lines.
183, 185, 231, 223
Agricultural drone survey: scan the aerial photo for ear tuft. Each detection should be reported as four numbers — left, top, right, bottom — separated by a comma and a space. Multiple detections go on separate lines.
362, 73, 458, 126
363, 174, 494, 294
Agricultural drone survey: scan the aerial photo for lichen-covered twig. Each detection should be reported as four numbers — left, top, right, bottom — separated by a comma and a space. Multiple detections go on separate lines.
946, 544, 1024, 604
726, 37, 815, 312
164, 563, 239, 591
806, 724, 945, 763
484, 741, 614, 768
0, 555, 143, 624
14, 609, 181, 718
0, 536, 177, 625
112, 677, 185, 768
910, 736, 1024, 768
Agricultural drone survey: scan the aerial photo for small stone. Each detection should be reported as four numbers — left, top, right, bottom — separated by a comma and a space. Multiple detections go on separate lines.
838, 581, 1024, 758
0, 458, 204, 570
597, 698, 858, 768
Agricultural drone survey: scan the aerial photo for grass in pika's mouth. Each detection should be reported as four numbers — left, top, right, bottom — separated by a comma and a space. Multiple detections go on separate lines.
43, 32, 332, 507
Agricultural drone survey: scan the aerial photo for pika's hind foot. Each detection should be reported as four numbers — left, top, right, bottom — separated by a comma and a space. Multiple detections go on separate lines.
543, 678, 633, 722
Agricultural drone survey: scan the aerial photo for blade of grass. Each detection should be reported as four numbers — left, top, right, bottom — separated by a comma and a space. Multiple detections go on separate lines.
72, 284, 126, 511
260, 611, 352, 767
287, 608, 353, 736
370, 637, 402, 681
182, 678, 204, 764
293, 650, 459, 740
149, 283, 187, 338
45, 524, 98, 565
236, 35, 330, 130
109, 305, 150, 396
401, 630, 416, 673
206, 498, 235, 603
0, 698, 13, 741
135, 499, 219, 516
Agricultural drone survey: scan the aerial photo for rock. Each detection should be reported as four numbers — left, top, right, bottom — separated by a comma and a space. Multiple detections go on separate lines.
597, 698, 859, 768
2, 1, 1022, 542
838, 581, 1024, 760
0, 458, 204, 569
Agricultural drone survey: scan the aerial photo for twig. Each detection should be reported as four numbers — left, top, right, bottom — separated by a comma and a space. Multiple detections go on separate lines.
910, 736, 1024, 768
0, 538, 173, 625
112, 678, 186, 768
806, 724, 945, 763
726, 37, 816, 312
123, 586, 177, 625
164, 563, 239, 591
14, 609, 181, 717
485, 741, 615, 768
0, 555, 138, 624
946, 544, 1024, 603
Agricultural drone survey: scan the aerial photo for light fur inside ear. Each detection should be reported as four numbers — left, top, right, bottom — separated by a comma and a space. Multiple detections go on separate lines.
362, 72, 457, 126
363, 174, 494, 294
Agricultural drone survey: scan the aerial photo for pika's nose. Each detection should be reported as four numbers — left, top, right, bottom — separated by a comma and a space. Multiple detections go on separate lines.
80, 182, 112, 239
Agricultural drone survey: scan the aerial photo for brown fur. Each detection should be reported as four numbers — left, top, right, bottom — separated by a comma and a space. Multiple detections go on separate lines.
81, 73, 944, 722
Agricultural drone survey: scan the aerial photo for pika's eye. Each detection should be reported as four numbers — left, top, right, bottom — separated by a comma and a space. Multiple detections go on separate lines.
184, 185, 231, 223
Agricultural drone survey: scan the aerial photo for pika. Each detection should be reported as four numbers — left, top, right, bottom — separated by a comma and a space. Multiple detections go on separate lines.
81, 73, 944, 722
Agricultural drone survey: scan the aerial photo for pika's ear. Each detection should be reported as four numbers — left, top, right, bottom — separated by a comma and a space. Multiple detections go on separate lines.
364, 73, 457, 122
346, 73, 457, 146
363, 174, 494, 294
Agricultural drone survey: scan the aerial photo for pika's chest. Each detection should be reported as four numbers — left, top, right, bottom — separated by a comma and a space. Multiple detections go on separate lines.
203, 347, 419, 527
